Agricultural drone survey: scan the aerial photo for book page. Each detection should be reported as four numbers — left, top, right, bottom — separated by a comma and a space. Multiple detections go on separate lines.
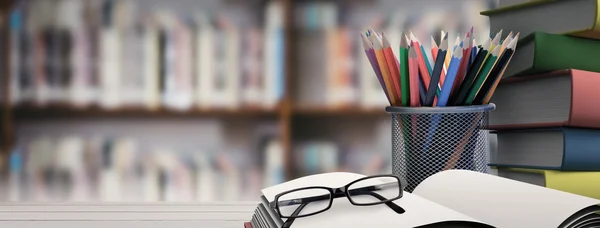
413, 170, 600, 228
262, 172, 491, 228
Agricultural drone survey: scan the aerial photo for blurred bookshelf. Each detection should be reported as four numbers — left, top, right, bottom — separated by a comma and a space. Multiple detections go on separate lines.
12, 104, 279, 119
0, 0, 497, 202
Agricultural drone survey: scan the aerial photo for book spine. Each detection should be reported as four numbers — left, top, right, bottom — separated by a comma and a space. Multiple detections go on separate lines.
533, 33, 600, 76
194, 16, 214, 109
568, 70, 600, 129
143, 23, 160, 110
563, 128, 600, 170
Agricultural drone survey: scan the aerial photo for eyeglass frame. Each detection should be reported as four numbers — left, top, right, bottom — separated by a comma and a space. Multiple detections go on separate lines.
269, 174, 406, 219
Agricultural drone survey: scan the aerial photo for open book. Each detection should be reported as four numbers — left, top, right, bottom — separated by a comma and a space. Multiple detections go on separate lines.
257, 170, 600, 228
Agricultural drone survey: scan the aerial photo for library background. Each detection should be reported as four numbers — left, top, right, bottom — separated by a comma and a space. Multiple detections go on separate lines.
0, 0, 497, 202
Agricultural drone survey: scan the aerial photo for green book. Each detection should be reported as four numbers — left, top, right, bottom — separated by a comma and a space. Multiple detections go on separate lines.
503, 32, 600, 78
481, 0, 600, 40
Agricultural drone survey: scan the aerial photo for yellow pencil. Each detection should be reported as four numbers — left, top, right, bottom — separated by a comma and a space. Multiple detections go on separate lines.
371, 34, 398, 105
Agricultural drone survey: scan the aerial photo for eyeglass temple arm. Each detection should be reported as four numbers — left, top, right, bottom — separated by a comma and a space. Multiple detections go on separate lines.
347, 189, 405, 213
282, 202, 308, 228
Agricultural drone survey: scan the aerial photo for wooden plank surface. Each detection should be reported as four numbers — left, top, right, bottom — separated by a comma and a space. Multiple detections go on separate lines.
0, 202, 257, 228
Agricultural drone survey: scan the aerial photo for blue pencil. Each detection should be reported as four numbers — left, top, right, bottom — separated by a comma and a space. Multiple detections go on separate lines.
470, 38, 477, 65
422, 49, 463, 159
438, 49, 463, 107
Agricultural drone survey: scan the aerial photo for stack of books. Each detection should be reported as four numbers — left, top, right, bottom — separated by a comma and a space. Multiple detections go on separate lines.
483, 0, 600, 200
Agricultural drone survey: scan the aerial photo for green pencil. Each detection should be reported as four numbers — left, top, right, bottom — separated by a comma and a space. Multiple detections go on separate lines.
400, 33, 410, 106
464, 45, 501, 105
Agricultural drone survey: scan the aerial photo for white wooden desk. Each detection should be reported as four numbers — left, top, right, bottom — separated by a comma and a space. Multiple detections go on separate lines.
0, 202, 257, 228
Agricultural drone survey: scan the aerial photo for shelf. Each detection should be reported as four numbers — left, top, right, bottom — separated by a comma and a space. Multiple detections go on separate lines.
293, 106, 388, 117
12, 104, 280, 119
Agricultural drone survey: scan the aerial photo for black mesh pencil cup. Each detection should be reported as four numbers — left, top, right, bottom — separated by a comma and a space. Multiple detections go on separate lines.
386, 104, 495, 192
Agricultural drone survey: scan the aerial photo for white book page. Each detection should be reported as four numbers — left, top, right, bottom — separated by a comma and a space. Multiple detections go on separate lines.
262, 172, 489, 228
413, 170, 600, 228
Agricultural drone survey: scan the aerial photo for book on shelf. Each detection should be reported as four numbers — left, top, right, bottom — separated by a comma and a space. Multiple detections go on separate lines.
489, 69, 600, 129
8, 0, 284, 111
263, 1, 285, 109
493, 167, 600, 200
482, 0, 600, 40
490, 128, 600, 171
247, 170, 600, 228
6, 134, 281, 202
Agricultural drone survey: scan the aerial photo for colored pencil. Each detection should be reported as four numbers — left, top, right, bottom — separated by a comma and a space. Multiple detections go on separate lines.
454, 29, 472, 92
472, 36, 517, 105
489, 29, 503, 51
431, 36, 448, 87
482, 33, 519, 104
470, 38, 477, 65
360, 32, 391, 104
499, 31, 513, 55
410, 32, 433, 92
400, 33, 410, 106
437, 46, 463, 107
408, 44, 420, 107
420, 46, 433, 82
382, 33, 402, 104
449, 38, 491, 106
464, 42, 501, 105
371, 33, 398, 105
419, 71, 427, 106
452, 34, 471, 97
443, 31, 452, 72
431, 36, 438, 59
425, 33, 447, 106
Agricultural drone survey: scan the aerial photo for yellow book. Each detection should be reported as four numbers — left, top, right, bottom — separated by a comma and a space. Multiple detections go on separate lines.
495, 167, 600, 200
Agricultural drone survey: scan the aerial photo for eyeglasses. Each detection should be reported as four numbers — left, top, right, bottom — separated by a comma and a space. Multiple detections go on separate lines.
269, 174, 406, 228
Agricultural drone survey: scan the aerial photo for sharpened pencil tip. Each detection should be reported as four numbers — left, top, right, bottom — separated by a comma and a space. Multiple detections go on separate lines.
492, 29, 503, 45
454, 35, 461, 47
491, 44, 501, 55
400, 32, 409, 48
482, 38, 491, 51
360, 33, 372, 51
439, 35, 448, 51
507, 34, 519, 49
382, 33, 391, 48
454, 46, 463, 58
409, 31, 417, 42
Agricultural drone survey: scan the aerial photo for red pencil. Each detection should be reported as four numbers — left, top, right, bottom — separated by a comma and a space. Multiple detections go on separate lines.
408, 44, 420, 107
382, 33, 402, 103
409, 32, 432, 92
453, 29, 472, 96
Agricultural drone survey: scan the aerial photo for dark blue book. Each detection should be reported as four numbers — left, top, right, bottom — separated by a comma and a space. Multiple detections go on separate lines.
490, 128, 600, 171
